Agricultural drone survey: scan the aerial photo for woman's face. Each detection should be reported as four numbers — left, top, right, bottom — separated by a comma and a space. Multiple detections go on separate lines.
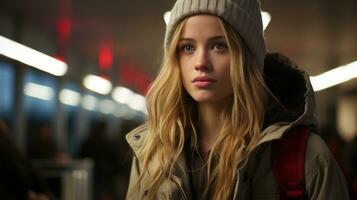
178, 15, 233, 104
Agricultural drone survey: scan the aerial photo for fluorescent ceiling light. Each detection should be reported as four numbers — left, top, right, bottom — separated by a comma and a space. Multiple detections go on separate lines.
337, 97, 357, 142
112, 86, 147, 114
24, 82, 54, 101
113, 104, 128, 118
0, 35, 67, 76
83, 74, 112, 95
112, 86, 134, 104
114, 105, 135, 120
82, 94, 97, 111
261, 11, 271, 30
59, 89, 81, 106
310, 60, 357, 91
128, 93, 147, 114
98, 99, 115, 114
163, 11, 272, 30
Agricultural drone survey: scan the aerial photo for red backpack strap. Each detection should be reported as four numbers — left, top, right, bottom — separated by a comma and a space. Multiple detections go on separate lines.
272, 126, 310, 200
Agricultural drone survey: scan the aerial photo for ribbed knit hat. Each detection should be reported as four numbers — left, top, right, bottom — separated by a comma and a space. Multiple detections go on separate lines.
164, 0, 266, 71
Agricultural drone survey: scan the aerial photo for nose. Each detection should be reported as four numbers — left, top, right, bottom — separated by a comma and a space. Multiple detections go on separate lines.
194, 49, 209, 71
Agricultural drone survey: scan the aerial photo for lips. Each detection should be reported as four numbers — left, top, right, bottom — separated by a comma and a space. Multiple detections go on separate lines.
192, 76, 216, 88
192, 76, 216, 83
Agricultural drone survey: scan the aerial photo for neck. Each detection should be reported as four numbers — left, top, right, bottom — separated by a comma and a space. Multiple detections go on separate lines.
197, 101, 226, 156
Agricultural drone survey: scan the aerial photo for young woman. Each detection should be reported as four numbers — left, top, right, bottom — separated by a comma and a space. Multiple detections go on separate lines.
126, 0, 350, 199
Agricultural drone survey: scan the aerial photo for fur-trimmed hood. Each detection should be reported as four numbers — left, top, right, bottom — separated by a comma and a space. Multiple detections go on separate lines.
262, 52, 317, 134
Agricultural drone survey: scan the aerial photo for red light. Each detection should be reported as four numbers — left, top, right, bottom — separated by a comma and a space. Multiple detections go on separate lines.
54, 55, 65, 62
57, 18, 71, 44
99, 43, 113, 70
100, 74, 110, 81
120, 64, 151, 94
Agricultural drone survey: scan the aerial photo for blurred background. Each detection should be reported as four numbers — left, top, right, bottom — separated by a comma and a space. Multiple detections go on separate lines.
0, 0, 356, 199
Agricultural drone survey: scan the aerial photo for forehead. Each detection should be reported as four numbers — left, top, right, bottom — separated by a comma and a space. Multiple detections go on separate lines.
181, 15, 224, 38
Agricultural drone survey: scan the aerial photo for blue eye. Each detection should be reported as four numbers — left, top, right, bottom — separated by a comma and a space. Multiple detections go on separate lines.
179, 44, 195, 53
213, 42, 228, 51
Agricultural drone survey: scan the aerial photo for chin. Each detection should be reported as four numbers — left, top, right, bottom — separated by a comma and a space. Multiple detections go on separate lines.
191, 93, 233, 104
192, 95, 217, 103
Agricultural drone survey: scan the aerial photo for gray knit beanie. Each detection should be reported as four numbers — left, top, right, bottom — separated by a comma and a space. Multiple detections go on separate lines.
164, 0, 266, 71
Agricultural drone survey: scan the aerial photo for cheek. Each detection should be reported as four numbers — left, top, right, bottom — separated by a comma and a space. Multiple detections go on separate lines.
216, 60, 231, 78
212, 54, 230, 69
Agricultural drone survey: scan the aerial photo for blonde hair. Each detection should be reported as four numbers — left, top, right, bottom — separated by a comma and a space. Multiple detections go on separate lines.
131, 17, 268, 200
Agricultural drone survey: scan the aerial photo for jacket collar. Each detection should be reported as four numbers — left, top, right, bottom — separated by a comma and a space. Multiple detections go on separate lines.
126, 125, 192, 199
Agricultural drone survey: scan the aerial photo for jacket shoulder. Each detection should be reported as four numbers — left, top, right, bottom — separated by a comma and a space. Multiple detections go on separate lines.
305, 132, 350, 199
125, 123, 148, 158
305, 132, 335, 175
305, 132, 332, 166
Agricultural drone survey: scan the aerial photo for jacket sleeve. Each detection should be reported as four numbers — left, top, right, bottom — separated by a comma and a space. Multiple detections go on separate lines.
305, 133, 350, 200
126, 156, 142, 200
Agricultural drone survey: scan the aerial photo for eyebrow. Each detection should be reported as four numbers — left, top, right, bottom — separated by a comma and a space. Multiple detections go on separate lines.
179, 36, 225, 42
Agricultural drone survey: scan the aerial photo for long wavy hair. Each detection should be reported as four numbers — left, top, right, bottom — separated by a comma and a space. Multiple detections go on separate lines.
132, 17, 268, 199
